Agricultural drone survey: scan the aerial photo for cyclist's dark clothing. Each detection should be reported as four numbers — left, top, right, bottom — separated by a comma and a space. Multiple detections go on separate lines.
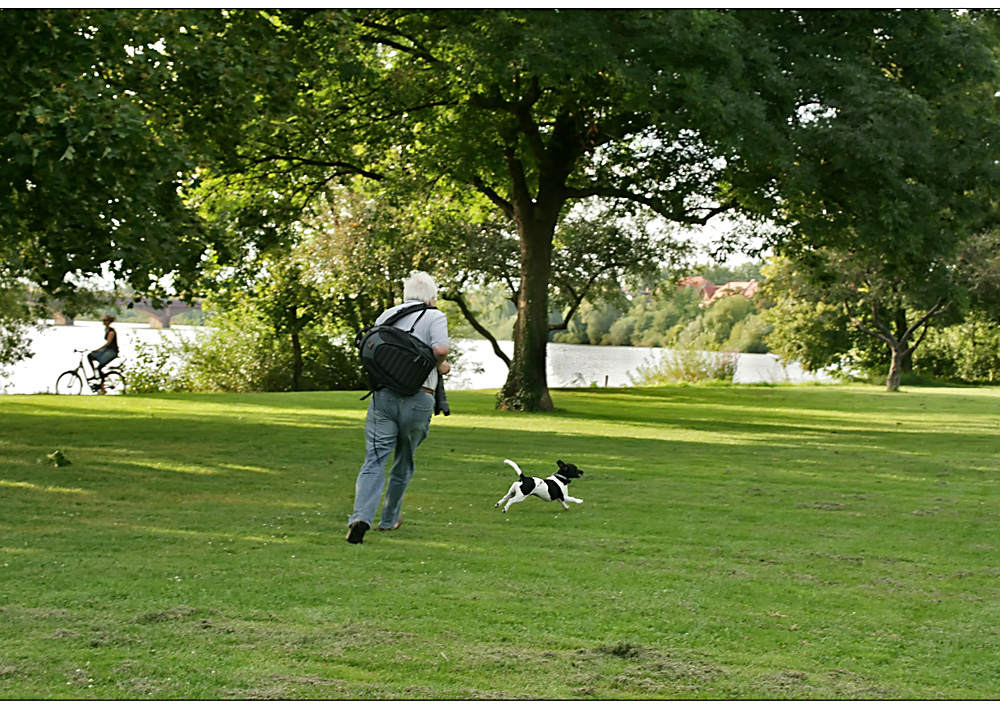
88, 327, 118, 372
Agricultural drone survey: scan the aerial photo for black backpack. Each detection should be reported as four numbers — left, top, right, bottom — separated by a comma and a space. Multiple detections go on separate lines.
355, 303, 438, 398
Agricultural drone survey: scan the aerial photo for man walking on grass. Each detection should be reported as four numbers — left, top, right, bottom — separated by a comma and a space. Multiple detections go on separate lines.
346, 271, 450, 544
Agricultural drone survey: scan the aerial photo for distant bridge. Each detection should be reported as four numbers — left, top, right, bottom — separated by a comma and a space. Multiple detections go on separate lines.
50, 299, 202, 329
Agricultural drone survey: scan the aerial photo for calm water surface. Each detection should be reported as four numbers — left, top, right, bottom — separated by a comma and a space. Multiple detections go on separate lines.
1, 321, 831, 395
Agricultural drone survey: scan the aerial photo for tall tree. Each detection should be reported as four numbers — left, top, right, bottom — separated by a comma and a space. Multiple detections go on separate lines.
773, 11, 1000, 262
759, 11, 1000, 390
208, 9, 1000, 409
199, 9, 791, 409
761, 252, 960, 390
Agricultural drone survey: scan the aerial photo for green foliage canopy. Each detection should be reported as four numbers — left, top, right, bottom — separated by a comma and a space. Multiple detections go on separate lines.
0, 9, 298, 307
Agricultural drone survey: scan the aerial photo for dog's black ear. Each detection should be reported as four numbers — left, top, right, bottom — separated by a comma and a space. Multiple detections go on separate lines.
558, 460, 583, 476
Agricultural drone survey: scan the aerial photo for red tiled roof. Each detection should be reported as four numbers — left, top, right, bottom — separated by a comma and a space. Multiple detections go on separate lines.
678, 277, 760, 306
704, 280, 759, 305
677, 276, 719, 298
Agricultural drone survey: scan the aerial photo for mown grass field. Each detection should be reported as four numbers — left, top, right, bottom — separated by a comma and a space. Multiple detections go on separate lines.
1, 385, 999, 699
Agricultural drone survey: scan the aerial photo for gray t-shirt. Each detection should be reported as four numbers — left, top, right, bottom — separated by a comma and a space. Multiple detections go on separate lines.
376, 300, 449, 391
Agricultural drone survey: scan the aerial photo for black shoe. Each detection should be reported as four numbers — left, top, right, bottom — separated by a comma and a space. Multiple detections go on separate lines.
346, 521, 370, 544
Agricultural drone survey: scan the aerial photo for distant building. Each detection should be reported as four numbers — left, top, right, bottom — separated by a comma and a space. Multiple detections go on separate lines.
677, 276, 719, 299
678, 277, 759, 307
704, 280, 759, 306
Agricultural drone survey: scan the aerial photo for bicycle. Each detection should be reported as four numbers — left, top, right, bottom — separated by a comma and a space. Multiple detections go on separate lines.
55, 349, 127, 395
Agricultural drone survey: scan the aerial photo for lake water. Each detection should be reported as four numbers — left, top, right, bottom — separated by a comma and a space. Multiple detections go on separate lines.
449, 339, 833, 389
0, 320, 832, 395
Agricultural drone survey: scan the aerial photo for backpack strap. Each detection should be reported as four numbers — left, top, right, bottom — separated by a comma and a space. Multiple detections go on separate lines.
381, 302, 435, 330
353, 303, 434, 350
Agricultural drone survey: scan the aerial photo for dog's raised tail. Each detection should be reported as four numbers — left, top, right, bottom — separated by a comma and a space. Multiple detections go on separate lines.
504, 459, 523, 477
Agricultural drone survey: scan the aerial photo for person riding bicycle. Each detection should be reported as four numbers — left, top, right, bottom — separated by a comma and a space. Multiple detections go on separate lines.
88, 315, 119, 392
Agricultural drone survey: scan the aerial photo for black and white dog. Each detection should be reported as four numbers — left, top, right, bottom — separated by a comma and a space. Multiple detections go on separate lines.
494, 459, 584, 513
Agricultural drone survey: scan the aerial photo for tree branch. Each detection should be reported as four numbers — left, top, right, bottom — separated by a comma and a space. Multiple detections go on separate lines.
549, 280, 581, 332
549, 273, 600, 332
902, 299, 950, 355
355, 18, 446, 67
472, 176, 514, 220
562, 185, 734, 224
504, 145, 533, 215
244, 152, 386, 182
851, 320, 894, 347
513, 77, 547, 165
329, 97, 456, 126
442, 291, 511, 368
847, 298, 895, 347
849, 297, 950, 353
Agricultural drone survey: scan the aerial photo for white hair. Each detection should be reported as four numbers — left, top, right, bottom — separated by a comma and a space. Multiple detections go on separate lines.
403, 271, 438, 304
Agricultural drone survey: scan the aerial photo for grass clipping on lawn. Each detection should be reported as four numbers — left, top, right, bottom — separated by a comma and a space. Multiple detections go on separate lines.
1, 385, 999, 699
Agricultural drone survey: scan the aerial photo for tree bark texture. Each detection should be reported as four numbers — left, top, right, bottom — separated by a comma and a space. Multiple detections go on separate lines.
290, 305, 303, 392
498, 206, 560, 411
886, 346, 904, 392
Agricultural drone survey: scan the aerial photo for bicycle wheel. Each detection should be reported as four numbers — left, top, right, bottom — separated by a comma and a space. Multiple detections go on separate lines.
102, 370, 126, 395
55, 371, 84, 395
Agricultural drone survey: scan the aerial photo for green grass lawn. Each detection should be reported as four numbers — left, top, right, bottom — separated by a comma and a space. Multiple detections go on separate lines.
2, 385, 999, 699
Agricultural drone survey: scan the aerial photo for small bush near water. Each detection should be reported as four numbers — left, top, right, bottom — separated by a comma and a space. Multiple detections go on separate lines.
629, 347, 738, 385
123, 307, 366, 393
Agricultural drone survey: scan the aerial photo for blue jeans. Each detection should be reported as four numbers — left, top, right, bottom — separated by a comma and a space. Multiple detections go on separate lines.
349, 388, 434, 529
88, 348, 116, 373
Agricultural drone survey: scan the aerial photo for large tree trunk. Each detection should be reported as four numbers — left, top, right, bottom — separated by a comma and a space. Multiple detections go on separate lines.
486, 102, 577, 411
886, 343, 904, 392
498, 211, 558, 411
290, 306, 303, 392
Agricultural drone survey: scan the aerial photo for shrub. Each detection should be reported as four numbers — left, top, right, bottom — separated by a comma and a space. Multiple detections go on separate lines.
123, 336, 198, 393
915, 319, 1000, 385
629, 348, 738, 385
122, 307, 367, 393
0, 275, 33, 378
